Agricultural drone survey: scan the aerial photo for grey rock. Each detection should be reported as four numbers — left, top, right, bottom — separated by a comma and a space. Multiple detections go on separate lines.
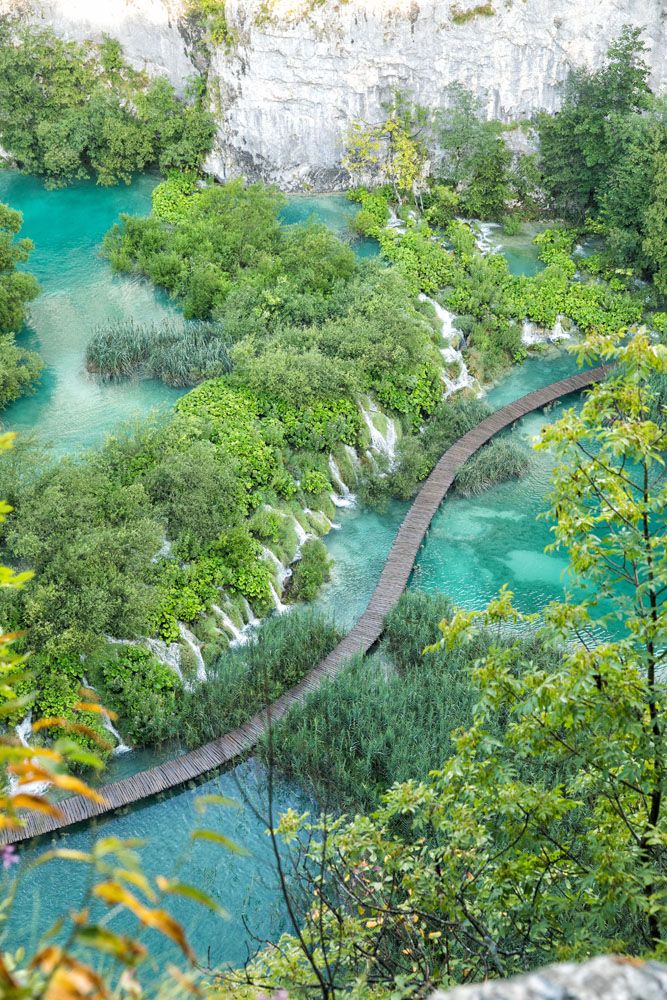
3, 0, 667, 187
431, 956, 667, 1000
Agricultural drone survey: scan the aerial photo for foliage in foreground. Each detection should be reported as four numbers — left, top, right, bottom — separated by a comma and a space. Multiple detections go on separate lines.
230, 329, 667, 994
0, 23, 214, 187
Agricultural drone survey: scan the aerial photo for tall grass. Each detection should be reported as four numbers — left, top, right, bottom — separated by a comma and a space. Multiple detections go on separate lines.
262, 591, 561, 812
454, 436, 531, 497
175, 611, 342, 747
86, 319, 232, 386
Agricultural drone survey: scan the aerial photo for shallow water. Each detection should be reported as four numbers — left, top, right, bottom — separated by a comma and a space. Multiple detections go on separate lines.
0, 171, 186, 455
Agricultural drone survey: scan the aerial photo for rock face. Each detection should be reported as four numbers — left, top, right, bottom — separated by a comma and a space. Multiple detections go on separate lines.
431, 956, 667, 999
5, 0, 667, 187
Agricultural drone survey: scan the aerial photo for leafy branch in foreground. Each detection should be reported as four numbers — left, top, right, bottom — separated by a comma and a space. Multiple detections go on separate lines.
223, 328, 667, 996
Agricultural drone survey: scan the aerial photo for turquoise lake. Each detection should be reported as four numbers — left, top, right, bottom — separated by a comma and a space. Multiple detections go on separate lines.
0, 172, 589, 968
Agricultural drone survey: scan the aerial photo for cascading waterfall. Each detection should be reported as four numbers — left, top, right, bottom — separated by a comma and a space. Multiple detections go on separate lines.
359, 403, 397, 466
292, 517, 310, 547
146, 637, 185, 684
522, 315, 570, 346
212, 604, 248, 647
82, 677, 131, 755
328, 455, 356, 508
241, 596, 259, 626
419, 293, 476, 397
262, 546, 292, 587
343, 443, 361, 469
10, 712, 51, 796
268, 582, 289, 614
178, 624, 207, 683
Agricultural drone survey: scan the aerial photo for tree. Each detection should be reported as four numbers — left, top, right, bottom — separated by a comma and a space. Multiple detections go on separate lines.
344, 94, 430, 205
0, 202, 39, 336
538, 27, 651, 221
435, 83, 503, 188
234, 328, 667, 995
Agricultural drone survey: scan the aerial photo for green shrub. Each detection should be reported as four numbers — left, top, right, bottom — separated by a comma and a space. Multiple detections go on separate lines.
94, 644, 182, 746
454, 436, 531, 496
289, 539, 332, 602
0, 25, 214, 187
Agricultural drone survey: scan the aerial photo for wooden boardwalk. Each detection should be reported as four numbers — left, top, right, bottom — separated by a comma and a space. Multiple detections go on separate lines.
2, 366, 607, 845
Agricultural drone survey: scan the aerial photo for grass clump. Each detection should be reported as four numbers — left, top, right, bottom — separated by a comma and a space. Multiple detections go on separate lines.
86, 319, 232, 386
450, 3, 495, 24
288, 539, 332, 602
454, 436, 531, 497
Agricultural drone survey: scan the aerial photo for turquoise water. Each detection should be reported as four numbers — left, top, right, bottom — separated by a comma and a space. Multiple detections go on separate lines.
1, 175, 590, 970
0, 172, 186, 455
280, 193, 379, 258
5, 760, 311, 973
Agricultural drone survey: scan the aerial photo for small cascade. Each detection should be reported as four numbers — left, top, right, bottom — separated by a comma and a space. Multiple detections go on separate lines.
151, 538, 172, 563
343, 443, 361, 469
521, 315, 571, 346
522, 318, 541, 345
212, 604, 248, 647
359, 403, 397, 466
304, 508, 340, 532
100, 712, 131, 755
419, 293, 457, 341
268, 581, 289, 614
10, 712, 51, 796
241, 596, 259, 627
262, 546, 292, 587
475, 221, 500, 255
387, 207, 406, 233
178, 624, 207, 683
552, 315, 569, 341
419, 294, 476, 399
329, 454, 356, 508
292, 517, 310, 547
146, 637, 184, 684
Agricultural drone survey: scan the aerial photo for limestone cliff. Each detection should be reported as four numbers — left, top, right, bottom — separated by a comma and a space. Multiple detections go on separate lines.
5, 0, 667, 188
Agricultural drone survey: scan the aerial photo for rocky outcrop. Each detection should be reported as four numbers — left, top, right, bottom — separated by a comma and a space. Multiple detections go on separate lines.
4, 0, 667, 187
432, 956, 667, 999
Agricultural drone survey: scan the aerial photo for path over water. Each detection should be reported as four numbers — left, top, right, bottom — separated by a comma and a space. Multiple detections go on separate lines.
3, 366, 607, 845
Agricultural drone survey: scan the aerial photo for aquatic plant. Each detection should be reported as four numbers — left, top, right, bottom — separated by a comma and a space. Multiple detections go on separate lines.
454, 435, 531, 496
86, 318, 232, 386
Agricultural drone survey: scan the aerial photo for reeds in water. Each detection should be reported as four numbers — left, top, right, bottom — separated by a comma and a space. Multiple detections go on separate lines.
86, 319, 232, 386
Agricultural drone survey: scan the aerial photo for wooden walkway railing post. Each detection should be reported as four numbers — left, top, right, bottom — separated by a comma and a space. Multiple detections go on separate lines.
1, 366, 607, 844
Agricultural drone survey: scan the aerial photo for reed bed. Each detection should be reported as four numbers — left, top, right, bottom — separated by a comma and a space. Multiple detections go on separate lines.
86, 319, 232, 386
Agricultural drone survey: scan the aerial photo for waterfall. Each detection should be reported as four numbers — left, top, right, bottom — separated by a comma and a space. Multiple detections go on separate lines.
343, 443, 360, 468
387, 207, 406, 233
212, 604, 248, 647
242, 596, 259, 626
262, 546, 292, 587
268, 581, 289, 615
359, 403, 397, 466
521, 318, 541, 345
10, 712, 51, 796
328, 456, 356, 507
146, 637, 185, 684
304, 507, 340, 532
178, 624, 207, 683
552, 315, 569, 341
419, 293, 476, 399
81, 677, 131, 756
292, 517, 310, 547
419, 292, 457, 341
522, 315, 570, 346
151, 538, 172, 563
